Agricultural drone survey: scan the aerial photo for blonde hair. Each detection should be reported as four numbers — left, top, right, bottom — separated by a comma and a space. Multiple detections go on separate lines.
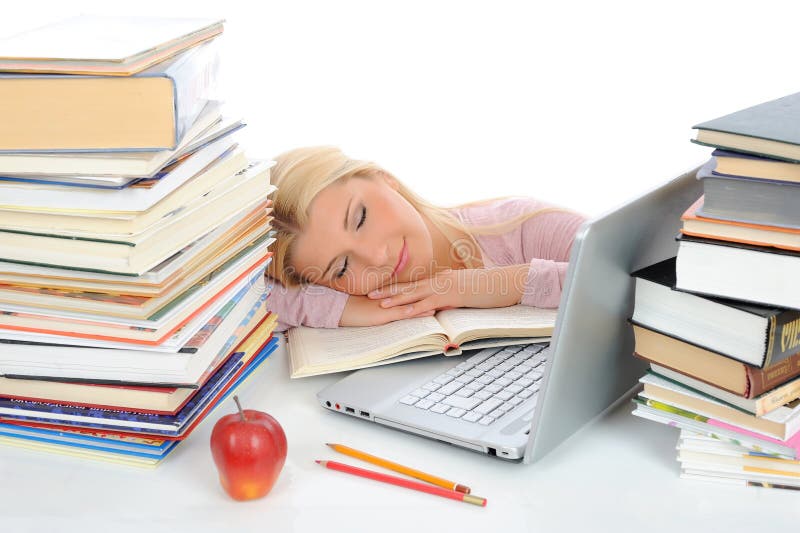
267, 146, 567, 288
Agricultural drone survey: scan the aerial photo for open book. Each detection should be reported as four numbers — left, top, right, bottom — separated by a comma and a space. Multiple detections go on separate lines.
287, 305, 556, 378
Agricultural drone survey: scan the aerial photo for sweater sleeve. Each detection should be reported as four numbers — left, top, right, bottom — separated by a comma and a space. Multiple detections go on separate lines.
264, 275, 349, 332
517, 207, 587, 308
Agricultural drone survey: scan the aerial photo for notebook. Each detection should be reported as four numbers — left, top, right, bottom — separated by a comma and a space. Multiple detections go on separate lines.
318, 165, 703, 463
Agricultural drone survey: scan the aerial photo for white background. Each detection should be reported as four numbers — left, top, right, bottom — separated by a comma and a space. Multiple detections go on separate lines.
3, 0, 800, 216
2, 2, 800, 531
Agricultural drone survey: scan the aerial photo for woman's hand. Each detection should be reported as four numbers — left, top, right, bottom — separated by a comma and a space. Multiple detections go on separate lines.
366, 265, 530, 314
339, 294, 437, 327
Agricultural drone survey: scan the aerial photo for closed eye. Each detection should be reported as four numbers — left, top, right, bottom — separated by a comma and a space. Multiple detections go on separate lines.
335, 207, 366, 279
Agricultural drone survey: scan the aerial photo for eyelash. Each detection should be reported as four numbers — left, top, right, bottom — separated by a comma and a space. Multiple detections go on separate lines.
336, 206, 367, 279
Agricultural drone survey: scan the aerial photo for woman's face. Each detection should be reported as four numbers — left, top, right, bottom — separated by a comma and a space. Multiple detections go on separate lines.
290, 173, 435, 295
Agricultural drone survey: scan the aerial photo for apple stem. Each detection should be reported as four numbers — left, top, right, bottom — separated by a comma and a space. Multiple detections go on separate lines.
233, 395, 246, 422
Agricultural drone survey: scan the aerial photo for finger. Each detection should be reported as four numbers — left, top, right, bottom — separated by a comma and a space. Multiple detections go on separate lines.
368, 282, 415, 299
410, 309, 436, 318
379, 286, 435, 308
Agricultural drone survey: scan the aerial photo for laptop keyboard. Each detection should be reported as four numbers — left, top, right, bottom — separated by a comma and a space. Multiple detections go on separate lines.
398, 343, 548, 426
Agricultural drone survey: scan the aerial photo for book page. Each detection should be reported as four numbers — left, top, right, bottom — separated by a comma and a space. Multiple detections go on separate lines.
288, 316, 447, 377
435, 305, 557, 345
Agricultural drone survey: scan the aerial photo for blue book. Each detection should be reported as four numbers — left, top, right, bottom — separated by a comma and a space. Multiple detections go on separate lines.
0, 39, 219, 153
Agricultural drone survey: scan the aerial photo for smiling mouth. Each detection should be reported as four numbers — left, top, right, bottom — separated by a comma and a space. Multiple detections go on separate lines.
392, 239, 409, 276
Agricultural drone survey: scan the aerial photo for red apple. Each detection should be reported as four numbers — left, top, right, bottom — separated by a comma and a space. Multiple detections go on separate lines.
210, 395, 288, 501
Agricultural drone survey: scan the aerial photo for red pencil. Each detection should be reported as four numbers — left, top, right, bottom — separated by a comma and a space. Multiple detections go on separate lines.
315, 460, 487, 507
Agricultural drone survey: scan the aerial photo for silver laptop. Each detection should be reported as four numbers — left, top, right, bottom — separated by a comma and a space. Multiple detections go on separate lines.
317, 167, 702, 463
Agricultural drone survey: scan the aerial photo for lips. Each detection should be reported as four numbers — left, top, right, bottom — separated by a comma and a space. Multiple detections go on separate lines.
392, 239, 409, 276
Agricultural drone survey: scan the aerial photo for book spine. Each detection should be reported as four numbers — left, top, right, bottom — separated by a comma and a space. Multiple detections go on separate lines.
766, 313, 800, 367
749, 352, 800, 397
168, 40, 220, 145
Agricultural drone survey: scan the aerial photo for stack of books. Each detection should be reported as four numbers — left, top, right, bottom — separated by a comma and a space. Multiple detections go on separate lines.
629, 92, 800, 491
0, 16, 279, 467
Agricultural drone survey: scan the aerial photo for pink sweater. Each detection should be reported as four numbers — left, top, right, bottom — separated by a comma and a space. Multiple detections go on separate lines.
265, 197, 587, 332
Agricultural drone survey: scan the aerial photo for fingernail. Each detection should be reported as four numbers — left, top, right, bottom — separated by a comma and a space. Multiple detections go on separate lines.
381, 298, 391, 307
369, 290, 381, 298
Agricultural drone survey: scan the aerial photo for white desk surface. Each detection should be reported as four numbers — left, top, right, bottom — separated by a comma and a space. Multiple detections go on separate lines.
3, 336, 799, 533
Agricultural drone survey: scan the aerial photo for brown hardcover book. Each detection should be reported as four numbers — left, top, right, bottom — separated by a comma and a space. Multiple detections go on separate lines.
632, 323, 800, 398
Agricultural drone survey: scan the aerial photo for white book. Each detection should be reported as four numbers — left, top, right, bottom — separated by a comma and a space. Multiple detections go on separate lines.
0, 15, 224, 75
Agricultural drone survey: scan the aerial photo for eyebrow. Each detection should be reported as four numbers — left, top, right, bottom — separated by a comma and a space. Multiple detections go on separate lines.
319, 196, 354, 282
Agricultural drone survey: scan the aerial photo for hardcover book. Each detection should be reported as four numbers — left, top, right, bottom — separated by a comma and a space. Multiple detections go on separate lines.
681, 196, 800, 252
712, 149, 800, 184
693, 91, 800, 163
631, 256, 800, 367
695, 159, 800, 229
676, 234, 800, 310
0, 40, 220, 152
631, 323, 800, 398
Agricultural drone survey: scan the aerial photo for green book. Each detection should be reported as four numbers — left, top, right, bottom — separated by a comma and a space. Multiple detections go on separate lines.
692, 92, 800, 163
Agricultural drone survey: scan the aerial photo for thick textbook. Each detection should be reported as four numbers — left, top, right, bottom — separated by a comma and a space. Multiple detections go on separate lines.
681, 196, 800, 252
0, 40, 219, 152
0, 15, 223, 75
695, 159, 800, 229
713, 149, 800, 184
288, 305, 555, 378
675, 234, 800, 310
693, 91, 800, 163
631, 323, 800, 398
0, 101, 222, 177
631, 256, 800, 368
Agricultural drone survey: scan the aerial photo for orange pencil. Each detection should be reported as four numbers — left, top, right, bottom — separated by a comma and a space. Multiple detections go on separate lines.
316, 460, 487, 507
326, 443, 471, 494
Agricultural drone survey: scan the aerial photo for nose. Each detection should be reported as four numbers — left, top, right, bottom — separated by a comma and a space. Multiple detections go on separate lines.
355, 238, 390, 271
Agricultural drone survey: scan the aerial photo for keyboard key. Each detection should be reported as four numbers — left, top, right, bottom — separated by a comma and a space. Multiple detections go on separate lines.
509, 396, 524, 406
455, 361, 472, 371
478, 416, 496, 426
465, 368, 484, 378
530, 384, 541, 393
433, 375, 455, 385
455, 388, 475, 398
497, 361, 516, 372
484, 383, 503, 394
400, 395, 419, 406
516, 364, 533, 374
462, 411, 483, 423
423, 382, 441, 392
506, 370, 523, 380
518, 389, 534, 399
466, 349, 499, 365
443, 395, 481, 410
505, 383, 524, 394
497, 402, 516, 413
474, 390, 493, 401
476, 361, 495, 372
415, 399, 435, 410
446, 408, 466, 418
438, 381, 464, 396
495, 390, 514, 401
464, 381, 485, 392
531, 354, 547, 366
431, 403, 450, 414
476, 375, 495, 385
427, 392, 445, 403
475, 398, 503, 415
446, 368, 465, 378
527, 370, 544, 380
409, 388, 429, 398
455, 374, 475, 384
516, 378, 534, 387
487, 368, 505, 379
494, 376, 513, 387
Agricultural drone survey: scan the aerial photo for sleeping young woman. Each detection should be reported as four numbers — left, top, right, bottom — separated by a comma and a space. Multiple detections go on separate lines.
264, 146, 587, 332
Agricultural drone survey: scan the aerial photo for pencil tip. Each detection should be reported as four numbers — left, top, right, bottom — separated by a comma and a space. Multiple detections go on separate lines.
325, 443, 335, 448
315, 460, 321, 464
